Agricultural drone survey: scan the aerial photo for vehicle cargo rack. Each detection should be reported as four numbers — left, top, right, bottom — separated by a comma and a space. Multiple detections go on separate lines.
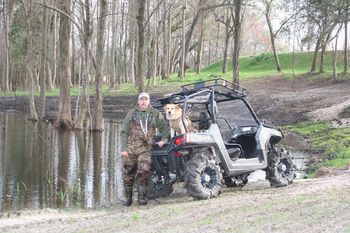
180, 78, 247, 97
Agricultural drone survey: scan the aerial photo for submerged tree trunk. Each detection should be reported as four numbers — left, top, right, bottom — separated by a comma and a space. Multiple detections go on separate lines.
39, 0, 49, 118
92, 0, 108, 131
57, 0, 73, 129
22, 0, 38, 121
75, 0, 92, 130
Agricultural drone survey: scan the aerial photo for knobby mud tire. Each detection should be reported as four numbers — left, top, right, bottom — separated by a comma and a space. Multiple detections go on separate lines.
184, 150, 222, 199
266, 147, 295, 187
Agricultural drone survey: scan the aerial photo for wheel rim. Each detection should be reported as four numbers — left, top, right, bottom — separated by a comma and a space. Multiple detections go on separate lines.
200, 166, 219, 190
278, 158, 292, 178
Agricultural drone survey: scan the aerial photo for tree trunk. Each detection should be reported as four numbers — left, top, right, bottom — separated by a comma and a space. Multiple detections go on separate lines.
110, 0, 117, 89
23, 0, 39, 121
333, 36, 338, 82
232, 0, 243, 84
215, 21, 220, 62
196, 14, 204, 74
136, 0, 146, 93
319, 31, 333, 74
179, 0, 186, 79
75, 0, 92, 130
128, 0, 136, 84
265, 0, 281, 72
222, 10, 232, 74
39, 0, 49, 118
2, 0, 13, 92
222, 34, 230, 74
161, 0, 170, 79
92, 0, 108, 131
319, 43, 326, 73
48, 10, 57, 90
344, 20, 348, 74
311, 36, 321, 73
57, 0, 73, 129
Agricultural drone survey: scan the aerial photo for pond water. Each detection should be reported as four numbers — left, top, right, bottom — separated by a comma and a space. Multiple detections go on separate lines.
0, 112, 124, 212
0, 112, 308, 212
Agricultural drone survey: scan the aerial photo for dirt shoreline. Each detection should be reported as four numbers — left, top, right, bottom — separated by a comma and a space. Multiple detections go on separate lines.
1, 172, 349, 233
1, 76, 350, 232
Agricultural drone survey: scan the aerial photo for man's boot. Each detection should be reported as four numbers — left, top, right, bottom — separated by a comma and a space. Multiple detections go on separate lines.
138, 185, 148, 205
124, 186, 133, 206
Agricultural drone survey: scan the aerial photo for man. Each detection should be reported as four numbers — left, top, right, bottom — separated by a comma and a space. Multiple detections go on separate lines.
120, 92, 169, 206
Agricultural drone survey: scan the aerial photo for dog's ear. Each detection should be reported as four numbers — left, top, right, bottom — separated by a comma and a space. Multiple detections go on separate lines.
163, 105, 167, 112
175, 104, 181, 110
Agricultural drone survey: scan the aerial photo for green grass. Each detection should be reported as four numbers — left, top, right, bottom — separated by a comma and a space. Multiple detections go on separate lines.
202, 51, 347, 78
285, 121, 350, 173
3, 51, 349, 97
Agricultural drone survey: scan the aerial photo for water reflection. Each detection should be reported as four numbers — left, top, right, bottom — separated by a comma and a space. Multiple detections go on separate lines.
0, 112, 124, 212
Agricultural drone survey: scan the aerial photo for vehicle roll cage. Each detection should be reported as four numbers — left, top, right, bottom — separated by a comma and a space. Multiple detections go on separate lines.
151, 78, 260, 133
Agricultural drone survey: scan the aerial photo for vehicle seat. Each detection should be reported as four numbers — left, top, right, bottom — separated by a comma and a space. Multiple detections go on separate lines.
198, 112, 212, 130
225, 143, 243, 161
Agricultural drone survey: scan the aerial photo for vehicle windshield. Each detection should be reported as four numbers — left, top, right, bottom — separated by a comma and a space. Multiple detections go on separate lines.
216, 99, 259, 127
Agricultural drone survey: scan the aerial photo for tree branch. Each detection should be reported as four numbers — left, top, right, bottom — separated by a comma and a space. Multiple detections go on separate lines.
34, 2, 82, 33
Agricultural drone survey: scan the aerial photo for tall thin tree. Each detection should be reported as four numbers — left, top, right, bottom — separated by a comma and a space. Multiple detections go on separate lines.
136, 0, 146, 93
92, 0, 108, 131
57, 0, 73, 129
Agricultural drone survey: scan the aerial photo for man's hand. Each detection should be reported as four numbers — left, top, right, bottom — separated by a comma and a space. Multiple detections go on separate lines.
121, 151, 128, 158
157, 140, 165, 148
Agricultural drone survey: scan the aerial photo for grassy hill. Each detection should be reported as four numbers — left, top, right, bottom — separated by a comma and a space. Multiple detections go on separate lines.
202, 51, 346, 79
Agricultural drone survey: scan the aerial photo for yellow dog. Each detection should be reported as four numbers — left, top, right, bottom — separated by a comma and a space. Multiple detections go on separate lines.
163, 104, 193, 137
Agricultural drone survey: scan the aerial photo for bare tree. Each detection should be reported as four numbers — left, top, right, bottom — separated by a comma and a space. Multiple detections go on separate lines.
57, 0, 73, 129
232, 0, 244, 84
195, 13, 204, 74
213, 7, 234, 74
39, 0, 49, 118
160, 0, 171, 79
179, 0, 186, 79
343, 1, 350, 74
262, 0, 281, 72
75, 0, 92, 130
128, 0, 137, 84
92, 0, 108, 131
136, 0, 147, 92
22, 0, 38, 121
2, 0, 13, 92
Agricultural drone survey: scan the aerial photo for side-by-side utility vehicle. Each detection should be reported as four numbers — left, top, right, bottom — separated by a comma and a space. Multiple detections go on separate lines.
150, 78, 295, 199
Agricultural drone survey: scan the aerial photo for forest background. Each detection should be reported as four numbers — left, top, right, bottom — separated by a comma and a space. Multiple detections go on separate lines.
0, 0, 349, 130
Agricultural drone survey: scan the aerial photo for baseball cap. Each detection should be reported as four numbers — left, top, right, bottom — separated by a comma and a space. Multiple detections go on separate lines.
138, 92, 150, 100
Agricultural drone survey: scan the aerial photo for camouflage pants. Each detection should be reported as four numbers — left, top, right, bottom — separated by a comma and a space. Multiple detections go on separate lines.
123, 146, 151, 187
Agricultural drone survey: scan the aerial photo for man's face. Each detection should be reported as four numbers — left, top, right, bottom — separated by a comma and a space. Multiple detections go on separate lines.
138, 97, 150, 111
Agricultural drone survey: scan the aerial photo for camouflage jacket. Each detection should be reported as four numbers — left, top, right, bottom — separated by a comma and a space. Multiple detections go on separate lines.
120, 106, 169, 152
